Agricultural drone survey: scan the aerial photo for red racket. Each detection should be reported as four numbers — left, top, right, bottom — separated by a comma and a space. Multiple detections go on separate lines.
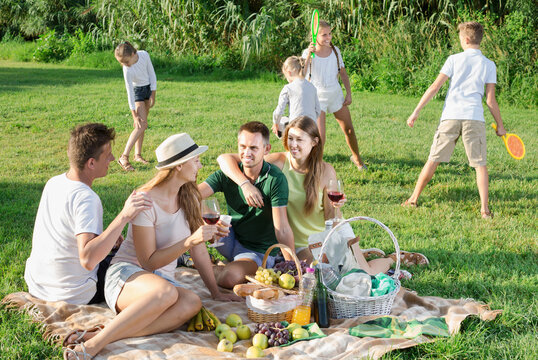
491, 123, 525, 160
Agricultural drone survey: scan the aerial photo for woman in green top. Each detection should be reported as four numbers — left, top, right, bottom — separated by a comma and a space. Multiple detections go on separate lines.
218, 117, 428, 270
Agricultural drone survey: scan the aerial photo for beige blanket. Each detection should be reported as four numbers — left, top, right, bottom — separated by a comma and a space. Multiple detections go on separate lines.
2, 268, 501, 359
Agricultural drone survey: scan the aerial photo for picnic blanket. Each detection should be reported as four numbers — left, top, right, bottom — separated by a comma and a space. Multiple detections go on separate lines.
2, 268, 501, 359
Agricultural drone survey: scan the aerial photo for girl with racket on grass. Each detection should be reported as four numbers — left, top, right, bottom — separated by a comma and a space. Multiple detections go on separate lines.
115, 41, 156, 171
217, 116, 427, 268
272, 56, 320, 138
302, 20, 367, 170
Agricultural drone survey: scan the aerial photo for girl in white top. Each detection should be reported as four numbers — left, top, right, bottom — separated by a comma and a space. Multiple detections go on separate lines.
115, 42, 157, 171
64, 133, 240, 360
272, 56, 320, 138
302, 20, 366, 170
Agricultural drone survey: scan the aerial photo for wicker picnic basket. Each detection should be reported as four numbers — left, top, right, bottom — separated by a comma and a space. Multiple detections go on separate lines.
246, 244, 302, 323
318, 216, 401, 318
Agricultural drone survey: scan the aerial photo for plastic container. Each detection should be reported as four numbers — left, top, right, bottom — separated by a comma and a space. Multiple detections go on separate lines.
318, 263, 341, 291
291, 267, 316, 325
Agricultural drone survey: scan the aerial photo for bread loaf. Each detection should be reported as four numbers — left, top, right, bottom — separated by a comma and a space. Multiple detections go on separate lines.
233, 283, 263, 297
252, 288, 281, 300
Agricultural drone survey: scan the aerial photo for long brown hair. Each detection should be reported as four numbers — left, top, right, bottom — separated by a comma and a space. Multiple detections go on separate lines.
138, 167, 203, 233
283, 116, 323, 215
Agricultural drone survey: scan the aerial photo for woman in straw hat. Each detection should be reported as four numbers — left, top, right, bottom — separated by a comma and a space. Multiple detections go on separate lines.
63, 133, 240, 360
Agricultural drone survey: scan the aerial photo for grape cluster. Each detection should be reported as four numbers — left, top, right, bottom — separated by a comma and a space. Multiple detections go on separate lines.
254, 322, 290, 347
254, 267, 281, 285
272, 260, 308, 283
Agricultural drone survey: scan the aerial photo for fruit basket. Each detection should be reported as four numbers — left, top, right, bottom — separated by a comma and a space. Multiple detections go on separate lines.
245, 244, 303, 322
318, 216, 401, 318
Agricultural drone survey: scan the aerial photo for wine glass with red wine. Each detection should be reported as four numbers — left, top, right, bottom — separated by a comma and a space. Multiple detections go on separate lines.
202, 198, 221, 247
327, 178, 344, 222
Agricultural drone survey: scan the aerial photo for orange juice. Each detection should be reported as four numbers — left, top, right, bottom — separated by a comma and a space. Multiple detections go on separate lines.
291, 305, 311, 325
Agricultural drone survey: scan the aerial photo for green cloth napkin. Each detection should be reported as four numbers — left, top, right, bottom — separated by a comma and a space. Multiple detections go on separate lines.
279, 321, 327, 347
349, 316, 449, 339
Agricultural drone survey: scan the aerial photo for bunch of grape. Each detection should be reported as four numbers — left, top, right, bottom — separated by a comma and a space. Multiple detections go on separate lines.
254, 322, 290, 347
272, 260, 308, 282
254, 267, 281, 285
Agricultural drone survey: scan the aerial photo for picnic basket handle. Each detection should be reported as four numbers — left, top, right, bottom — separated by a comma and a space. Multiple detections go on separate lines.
262, 243, 304, 290
318, 216, 401, 280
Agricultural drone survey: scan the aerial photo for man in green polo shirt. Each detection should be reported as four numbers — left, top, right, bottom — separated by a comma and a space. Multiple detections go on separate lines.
199, 121, 294, 289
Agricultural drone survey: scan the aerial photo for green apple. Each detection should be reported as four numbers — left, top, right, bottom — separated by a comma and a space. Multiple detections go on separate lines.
225, 313, 243, 327
215, 323, 231, 337
246, 345, 265, 358
286, 323, 302, 333
252, 333, 268, 350
217, 338, 233, 352
219, 329, 237, 344
236, 324, 251, 340
278, 273, 295, 289
291, 327, 309, 341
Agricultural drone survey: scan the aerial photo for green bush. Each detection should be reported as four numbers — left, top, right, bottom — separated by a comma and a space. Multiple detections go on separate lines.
32, 29, 72, 62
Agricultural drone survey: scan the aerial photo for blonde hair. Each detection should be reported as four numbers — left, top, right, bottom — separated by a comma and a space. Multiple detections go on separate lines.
139, 168, 203, 233
114, 41, 137, 61
283, 116, 323, 215
458, 22, 484, 45
282, 56, 305, 77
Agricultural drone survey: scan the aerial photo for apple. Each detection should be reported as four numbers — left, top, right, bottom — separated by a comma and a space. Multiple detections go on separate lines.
215, 323, 231, 337
291, 327, 309, 341
246, 345, 265, 358
286, 323, 302, 333
225, 313, 243, 327
278, 273, 295, 289
217, 339, 233, 352
236, 324, 251, 340
219, 329, 238, 344
252, 333, 268, 350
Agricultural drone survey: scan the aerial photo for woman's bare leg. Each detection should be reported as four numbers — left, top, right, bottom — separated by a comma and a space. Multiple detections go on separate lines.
134, 99, 151, 157
70, 272, 201, 358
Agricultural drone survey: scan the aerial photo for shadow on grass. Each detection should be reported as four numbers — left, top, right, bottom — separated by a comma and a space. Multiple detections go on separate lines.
0, 65, 280, 94
0, 66, 117, 92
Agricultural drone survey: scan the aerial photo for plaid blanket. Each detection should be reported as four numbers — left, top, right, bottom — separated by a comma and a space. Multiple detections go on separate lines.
2, 268, 501, 360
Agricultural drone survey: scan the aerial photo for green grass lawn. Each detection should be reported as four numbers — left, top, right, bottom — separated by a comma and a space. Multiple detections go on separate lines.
0, 60, 536, 359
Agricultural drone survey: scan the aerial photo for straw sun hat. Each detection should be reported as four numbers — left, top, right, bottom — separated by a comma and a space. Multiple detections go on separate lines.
155, 133, 208, 170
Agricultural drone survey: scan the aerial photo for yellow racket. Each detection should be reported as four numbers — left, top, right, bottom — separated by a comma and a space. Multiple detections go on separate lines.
311, 9, 319, 58
491, 123, 525, 160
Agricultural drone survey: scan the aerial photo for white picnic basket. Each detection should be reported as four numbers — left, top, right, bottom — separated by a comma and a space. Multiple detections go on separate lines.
318, 216, 401, 318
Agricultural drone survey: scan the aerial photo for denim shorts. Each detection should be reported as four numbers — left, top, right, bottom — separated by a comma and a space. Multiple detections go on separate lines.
214, 227, 276, 268
104, 261, 182, 313
134, 84, 152, 102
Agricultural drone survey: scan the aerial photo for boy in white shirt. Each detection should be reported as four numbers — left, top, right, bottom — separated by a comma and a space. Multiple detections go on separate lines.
24, 123, 152, 305
403, 22, 506, 219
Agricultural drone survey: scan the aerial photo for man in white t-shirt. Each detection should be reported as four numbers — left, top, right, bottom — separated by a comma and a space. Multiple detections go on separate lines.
24, 123, 152, 305
403, 22, 506, 219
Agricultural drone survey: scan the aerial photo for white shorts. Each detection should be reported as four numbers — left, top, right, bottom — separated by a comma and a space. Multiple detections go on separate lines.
318, 85, 344, 114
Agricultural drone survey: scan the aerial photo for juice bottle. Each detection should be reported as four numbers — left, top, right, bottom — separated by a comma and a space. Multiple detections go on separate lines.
291, 267, 316, 325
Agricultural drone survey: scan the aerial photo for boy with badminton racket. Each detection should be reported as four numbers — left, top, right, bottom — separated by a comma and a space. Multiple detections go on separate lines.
404, 22, 506, 219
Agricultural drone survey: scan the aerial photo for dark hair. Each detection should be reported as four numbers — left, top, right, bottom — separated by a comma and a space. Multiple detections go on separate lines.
283, 116, 323, 215
115, 41, 137, 60
458, 22, 484, 45
68, 123, 116, 170
239, 121, 270, 145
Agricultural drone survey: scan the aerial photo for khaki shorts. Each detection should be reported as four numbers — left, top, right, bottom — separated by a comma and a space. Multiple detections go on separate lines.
428, 120, 487, 167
